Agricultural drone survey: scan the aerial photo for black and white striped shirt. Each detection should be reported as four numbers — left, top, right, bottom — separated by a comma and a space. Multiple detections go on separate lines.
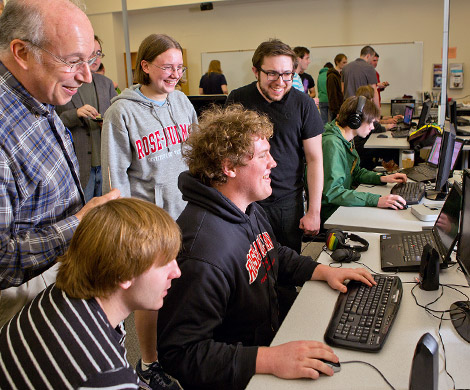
0, 285, 140, 389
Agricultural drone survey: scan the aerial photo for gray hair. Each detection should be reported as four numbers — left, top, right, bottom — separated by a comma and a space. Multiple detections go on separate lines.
0, 0, 86, 57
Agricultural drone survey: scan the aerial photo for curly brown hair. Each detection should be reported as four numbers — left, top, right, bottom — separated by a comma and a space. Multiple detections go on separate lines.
183, 104, 273, 186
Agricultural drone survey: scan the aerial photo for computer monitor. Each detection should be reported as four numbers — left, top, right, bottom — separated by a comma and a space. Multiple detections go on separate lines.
417, 100, 432, 129
457, 169, 470, 276
451, 168, 470, 343
187, 94, 227, 117
426, 124, 457, 200
403, 105, 413, 126
426, 135, 464, 173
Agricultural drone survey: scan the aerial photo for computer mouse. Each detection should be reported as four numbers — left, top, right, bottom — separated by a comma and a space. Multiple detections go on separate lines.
377, 134, 388, 138
319, 359, 341, 373
388, 202, 408, 210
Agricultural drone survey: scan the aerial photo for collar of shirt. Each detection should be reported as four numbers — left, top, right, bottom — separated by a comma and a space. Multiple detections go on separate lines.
0, 60, 54, 118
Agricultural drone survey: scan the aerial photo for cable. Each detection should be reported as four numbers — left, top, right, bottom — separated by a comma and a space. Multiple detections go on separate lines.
341, 360, 396, 390
438, 312, 457, 390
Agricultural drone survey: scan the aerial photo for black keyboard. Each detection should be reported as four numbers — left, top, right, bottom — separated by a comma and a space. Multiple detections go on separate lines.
401, 232, 434, 262
324, 274, 402, 352
401, 164, 436, 182
391, 129, 410, 138
390, 182, 426, 204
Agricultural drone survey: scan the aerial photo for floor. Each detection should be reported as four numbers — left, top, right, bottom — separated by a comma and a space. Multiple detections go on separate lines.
124, 240, 326, 369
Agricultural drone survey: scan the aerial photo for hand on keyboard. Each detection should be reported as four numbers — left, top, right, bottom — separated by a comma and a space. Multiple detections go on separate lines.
379, 172, 408, 184
312, 264, 376, 293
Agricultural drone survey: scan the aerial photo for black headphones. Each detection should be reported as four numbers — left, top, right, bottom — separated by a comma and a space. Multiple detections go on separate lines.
326, 229, 369, 263
347, 95, 367, 130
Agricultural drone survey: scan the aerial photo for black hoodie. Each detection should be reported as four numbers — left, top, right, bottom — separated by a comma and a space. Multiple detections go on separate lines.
158, 171, 318, 390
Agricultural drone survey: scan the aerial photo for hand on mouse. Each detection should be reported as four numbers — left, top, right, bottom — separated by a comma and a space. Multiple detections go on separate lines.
378, 194, 407, 210
256, 340, 339, 379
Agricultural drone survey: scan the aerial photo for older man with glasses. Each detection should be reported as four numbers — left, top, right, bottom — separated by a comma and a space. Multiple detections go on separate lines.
227, 39, 324, 255
56, 35, 117, 202
0, 0, 119, 328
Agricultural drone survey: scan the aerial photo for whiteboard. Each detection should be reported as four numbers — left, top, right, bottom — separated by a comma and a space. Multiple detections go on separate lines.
202, 42, 423, 104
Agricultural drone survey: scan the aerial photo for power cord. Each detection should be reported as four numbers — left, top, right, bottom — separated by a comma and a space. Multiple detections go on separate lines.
340, 360, 396, 390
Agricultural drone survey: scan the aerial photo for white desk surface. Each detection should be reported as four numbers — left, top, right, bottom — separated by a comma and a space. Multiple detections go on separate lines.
364, 132, 409, 149
323, 182, 442, 233
246, 233, 470, 390
365, 130, 470, 150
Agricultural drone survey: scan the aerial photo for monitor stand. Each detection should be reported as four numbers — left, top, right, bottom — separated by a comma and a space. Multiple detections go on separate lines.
450, 301, 470, 343
425, 181, 449, 201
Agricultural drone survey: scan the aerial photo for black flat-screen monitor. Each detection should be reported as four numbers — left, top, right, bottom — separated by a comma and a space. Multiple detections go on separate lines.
451, 168, 470, 343
426, 124, 456, 200
187, 94, 227, 117
417, 100, 432, 129
457, 169, 470, 277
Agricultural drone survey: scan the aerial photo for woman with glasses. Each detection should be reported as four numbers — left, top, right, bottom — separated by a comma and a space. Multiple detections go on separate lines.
199, 59, 228, 95
102, 33, 197, 390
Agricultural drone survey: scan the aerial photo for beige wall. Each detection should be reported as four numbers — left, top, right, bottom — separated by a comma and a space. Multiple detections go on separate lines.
85, 0, 470, 103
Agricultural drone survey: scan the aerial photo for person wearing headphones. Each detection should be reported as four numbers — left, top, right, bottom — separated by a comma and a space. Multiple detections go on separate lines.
321, 96, 408, 225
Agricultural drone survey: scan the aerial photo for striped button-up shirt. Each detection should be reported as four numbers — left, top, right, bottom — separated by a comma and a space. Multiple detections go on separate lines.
0, 61, 84, 289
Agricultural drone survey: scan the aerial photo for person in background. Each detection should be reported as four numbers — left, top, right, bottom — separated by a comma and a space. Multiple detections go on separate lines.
226, 39, 324, 253
321, 96, 407, 225
96, 62, 121, 93
353, 85, 400, 170
327, 53, 347, 121
292, 67, 304, 92
317, 62, 333, 125
199, 59, 228, 94
157, 104, 376, 390
371, 52, 389, 106
0, 0, 119, 328
293, 46, 316, 98
56, 35, 117, 202
341, 45, 379, 108
102, 33, 197, 390
0, 198, 181, 389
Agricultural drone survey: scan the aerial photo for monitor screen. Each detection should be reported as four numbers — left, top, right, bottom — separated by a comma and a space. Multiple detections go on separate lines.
417, 100, 431, 129
403, 105, 413, 125
427, 135, 464, 170
188, 95, 227, 117
434, 124, 457, 194
457, 169, 470, 277
435, 182, 462, 257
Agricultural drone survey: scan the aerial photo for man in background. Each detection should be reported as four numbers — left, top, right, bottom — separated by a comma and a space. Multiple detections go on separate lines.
317, 62, 333, 125
341, 45, 379, 108
293, 46, 316, 98
0, 198, 181, 389
0, 0, 119, 328
327, 53, 347, 121
56, 35, 117, 202
371, 51, 389, 106
227, 39, 324, 253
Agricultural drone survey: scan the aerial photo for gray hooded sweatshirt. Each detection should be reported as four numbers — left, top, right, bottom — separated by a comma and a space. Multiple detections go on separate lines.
101, 85, 197, 220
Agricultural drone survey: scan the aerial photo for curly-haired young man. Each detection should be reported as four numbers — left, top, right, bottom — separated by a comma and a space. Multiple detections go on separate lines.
157, 104, 375, 390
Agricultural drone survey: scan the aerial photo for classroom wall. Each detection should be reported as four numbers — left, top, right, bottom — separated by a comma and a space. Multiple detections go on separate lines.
86, 0, 470, 104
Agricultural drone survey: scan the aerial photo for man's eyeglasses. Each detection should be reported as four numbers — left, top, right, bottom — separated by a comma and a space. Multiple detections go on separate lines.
24, 40, 98, 72
95, 50, 105, 58
148, 63, 187, 75
259, 68, 294, 82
